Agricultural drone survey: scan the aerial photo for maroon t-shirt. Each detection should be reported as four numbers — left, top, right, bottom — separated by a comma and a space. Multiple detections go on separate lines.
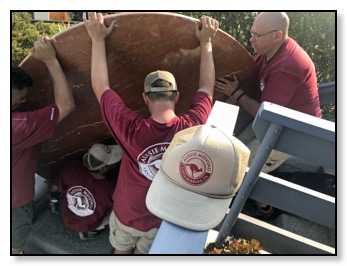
254, 37, 322, 118
100, 89, 212, 232
54, 160, 117, 232
12, 104, 59, 208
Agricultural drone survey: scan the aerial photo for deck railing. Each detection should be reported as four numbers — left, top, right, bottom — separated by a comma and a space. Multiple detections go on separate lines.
149, 81, 336, 254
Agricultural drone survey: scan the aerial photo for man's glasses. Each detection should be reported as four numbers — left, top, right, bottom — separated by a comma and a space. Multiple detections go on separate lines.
250, 30, 278, 40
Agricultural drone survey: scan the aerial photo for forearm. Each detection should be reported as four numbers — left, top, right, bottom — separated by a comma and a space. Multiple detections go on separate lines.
238, 95, 260, 117
91, 40, 110, 102
198, 41, 215, 97
45, 58, 75, 122
228, 89, 260, 117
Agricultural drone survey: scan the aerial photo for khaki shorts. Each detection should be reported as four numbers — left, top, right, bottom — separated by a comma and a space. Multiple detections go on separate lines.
109, 211, 158, 254
237, 123, 290, 173
12, 202, 34, 249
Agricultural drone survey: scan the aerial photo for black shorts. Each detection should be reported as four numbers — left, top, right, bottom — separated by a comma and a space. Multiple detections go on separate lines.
12, 202, 34, 249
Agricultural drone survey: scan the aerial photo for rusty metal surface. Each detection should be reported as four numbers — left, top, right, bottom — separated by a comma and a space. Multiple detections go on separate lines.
20, 12, 258, 180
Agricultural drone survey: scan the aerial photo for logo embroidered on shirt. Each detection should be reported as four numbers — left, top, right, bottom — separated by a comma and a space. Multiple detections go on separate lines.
66, 186, 96, 217
137, 142, 170, 181
260, 78, 265, 92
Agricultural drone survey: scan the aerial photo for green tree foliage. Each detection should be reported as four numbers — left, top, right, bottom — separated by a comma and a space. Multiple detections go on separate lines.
179, 12, 258, 53
68, 12, 83, 21
68, 12, 117, 22
287, 12, 335, 83
12, 12, 40, 66
12, 12, 69, 66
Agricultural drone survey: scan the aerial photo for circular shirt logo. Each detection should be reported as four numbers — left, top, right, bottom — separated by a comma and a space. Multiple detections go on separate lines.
179, 150, 213, 185
137, 142, 170, 181
66, 186, 96, 217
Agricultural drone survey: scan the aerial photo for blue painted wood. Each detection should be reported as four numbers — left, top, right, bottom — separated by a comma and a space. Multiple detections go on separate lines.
217, 101, 335, 242
150, 96, 336, 253
217, 122, 284, 242
318, 81, 335, 106
149, 221, 208, 254
249, 172, 335, 229
253, 102, 335, 169
230, 213, 335, 254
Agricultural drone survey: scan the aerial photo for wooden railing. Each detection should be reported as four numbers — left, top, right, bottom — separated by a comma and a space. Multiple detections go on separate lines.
149, 82, 336, 254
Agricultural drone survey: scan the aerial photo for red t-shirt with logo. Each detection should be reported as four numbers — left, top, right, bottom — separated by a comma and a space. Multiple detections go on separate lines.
54, 160, 117, 232
254, 37, 322, 118
100, 89, 212, 232
12, 105, 59, 208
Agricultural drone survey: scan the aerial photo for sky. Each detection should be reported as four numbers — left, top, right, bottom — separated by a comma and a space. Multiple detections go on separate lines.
6, 1, 342, 264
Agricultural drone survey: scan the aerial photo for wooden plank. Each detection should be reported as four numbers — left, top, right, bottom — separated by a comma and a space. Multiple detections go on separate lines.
249, 172, 335, 229
217, 102, 335, 242
253, 102, 335, 169
150, 97, 336, 254
230, 213, 335, 254
149, 221, 208, 254
217, 122, 284, 241
209, 212, 335, 254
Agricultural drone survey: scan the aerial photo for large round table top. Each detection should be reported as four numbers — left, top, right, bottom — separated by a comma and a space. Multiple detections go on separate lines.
20, 12, 258, 180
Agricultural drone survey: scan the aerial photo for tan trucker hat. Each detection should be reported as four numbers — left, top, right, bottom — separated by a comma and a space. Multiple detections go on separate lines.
144, 70, 177, 93
83, 144, 122, 171
146, 125, 250, 231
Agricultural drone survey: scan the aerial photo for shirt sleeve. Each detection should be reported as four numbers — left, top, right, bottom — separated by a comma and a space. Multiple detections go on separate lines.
180, 91, 213, 125
99, 89, 142, 142
12, 104, 59, 150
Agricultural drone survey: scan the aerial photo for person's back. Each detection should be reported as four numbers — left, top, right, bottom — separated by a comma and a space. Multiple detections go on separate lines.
51, 144, 121, 240
53, 161, 116, 232
101, 72, 213, 234
83, 12, 219, 254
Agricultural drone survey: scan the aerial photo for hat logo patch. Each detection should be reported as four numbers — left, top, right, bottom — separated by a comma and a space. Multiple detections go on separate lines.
179, 150, 213, 185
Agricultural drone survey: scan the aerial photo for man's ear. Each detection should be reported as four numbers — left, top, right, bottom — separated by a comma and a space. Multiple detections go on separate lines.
275, 30, 284, 40
143, 92, 150, 104
175, 92, 180, 103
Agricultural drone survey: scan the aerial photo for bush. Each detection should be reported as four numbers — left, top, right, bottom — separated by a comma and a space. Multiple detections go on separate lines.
11, 12, 72, 66
205, 236, 263, 254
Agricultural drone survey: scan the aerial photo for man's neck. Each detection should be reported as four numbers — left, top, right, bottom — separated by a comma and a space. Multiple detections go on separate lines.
150, 102, 176, 123
266, 37, 288, 61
